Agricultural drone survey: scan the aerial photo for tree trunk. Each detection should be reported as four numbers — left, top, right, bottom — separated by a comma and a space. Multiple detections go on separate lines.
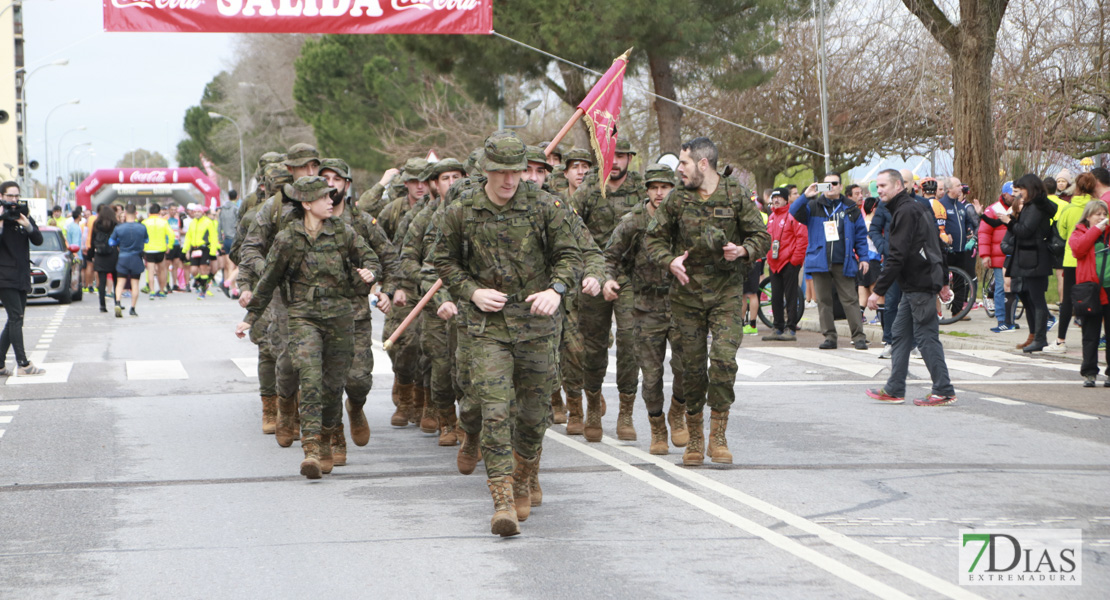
951, 25, 999, 204
647, 50, 683, 156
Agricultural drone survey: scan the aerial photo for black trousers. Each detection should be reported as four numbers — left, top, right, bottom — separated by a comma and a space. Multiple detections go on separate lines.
1080, 294, 1110, 377
0, 287, 29, 367
770, 263, 802, 332
1058, 267, 1076, 341
1019, 276, 1050, 345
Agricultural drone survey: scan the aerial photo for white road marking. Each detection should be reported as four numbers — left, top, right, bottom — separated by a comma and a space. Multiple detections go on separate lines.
0, 405, 18, 411
4, 362, 73, 385
546, 431, 923, 600
749, 347, 884, 378
125, 360, 189, 380
979, 397, 1025, 406
1047, 410, 1099, 421
0, 429, 4, 438
736, 358, 770, 378
601, 378, 1078, 389
0, 416, 11, 424
951, 349, 1082, 373
231, 357, 258, 378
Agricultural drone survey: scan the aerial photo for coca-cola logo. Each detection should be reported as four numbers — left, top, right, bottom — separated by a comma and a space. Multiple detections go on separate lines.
83, 178, 100, 193
129, 171, 169, 184
392, 0, 479, 10
113, 0, 203, 9
214, 0, 478, 17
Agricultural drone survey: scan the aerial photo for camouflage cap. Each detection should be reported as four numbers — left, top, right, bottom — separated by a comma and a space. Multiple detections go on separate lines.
538, 141, 562, 160
318, 158, 352, 180
257, 152, 286, 170
263, 163, 294, 187
401, 158, 430, 182
644, 163, 676, 187
284, 143, 320, 168
432, 157, 466, 178
615, 138, 636, 155
525, 146, 554, 172
563, 147, 593, 167
286, 175, 331, 202
464, 148, 484, 176
479, 130, 527, 172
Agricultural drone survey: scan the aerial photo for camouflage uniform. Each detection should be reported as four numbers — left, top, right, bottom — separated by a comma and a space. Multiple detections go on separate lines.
230, 153, 286, 265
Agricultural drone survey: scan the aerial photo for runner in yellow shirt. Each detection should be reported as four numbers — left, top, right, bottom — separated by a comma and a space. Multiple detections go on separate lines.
142, 203, 175, 298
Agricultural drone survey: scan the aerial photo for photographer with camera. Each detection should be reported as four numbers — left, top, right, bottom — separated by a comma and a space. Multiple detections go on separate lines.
0, 181, 46, 377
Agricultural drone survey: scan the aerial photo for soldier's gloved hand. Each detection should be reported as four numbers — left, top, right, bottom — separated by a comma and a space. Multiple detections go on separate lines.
582, 277, 601, 297
722, 242, 747, 262
376, 292, 392, 314
394, 289, 408, 306
526, 289, 561, 316
472, 288, 507, 313
356, 268, 376, 284
670, 250, 690, 286
234, 322, 250, 339
602, 279, 620, 302
238, 290, 253, 308
438, 301, 458, 321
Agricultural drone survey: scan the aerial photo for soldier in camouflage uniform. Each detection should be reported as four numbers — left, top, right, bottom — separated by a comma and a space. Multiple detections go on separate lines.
320, 158, 404, 465
229, 152, 286, 266
355, 166, 402, 219
237, 176, 381, 479
571, 139, 643, 442
603, 164, 688, 454
560, 148, 593, 202
644, 137, 770, 466
237, 143, 321, 447
434, 131, 581, 537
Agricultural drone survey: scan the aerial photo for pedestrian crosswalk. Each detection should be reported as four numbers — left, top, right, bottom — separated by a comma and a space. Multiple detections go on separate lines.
0, 404, 17, 439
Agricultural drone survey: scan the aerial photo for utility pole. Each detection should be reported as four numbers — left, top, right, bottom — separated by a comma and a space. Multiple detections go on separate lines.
815, 0, 831, 176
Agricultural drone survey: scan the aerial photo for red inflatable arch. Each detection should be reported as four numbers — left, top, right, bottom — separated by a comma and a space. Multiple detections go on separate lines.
74, 167, 220, 211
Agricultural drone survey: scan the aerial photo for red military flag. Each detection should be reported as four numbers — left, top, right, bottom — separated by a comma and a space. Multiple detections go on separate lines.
578, 48, 631, 195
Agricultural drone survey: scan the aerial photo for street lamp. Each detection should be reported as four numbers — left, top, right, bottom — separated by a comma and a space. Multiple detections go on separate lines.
44, 98, 79, 204
17, 58, 68, 187
55, 125, 86, 185
207, 111, 245, 197
62, 142, 92, 204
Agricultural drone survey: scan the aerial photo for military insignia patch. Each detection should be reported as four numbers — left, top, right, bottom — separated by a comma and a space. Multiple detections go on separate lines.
713, 207, 734, 218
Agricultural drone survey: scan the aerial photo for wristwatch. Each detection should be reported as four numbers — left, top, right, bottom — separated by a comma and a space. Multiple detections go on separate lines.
551, 282, 567, 296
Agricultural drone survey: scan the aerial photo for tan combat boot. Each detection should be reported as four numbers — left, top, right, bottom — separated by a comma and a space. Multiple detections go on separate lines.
346, 399, 370, 446
707, 409, 733, 464
299, 434, 323, 480
261, 395, 278, 435
457, 430, 482, 475
683, 410, 705, 466
648, 414, 669, 455
419, 398, 438, 434
511, 451, 540, 521
393, 383, 414, 427
390, 380, 407, 426
584, 390, 604, 442
292, 393, 301, 441
275, 395, 297, 447
551, 391, 567, 425
565, 393, 584, 435
667, 397, 689, 447
438, 406, 459, 446
529, 447, 543, 507
488, 476, 521, 537
616, 393, 637, 441
410, 385, 427, 426
330, 423, 347, 467
318, 427, 335, 474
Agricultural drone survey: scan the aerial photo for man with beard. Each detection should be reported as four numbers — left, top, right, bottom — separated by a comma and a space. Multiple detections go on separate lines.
644, 137, 770, 466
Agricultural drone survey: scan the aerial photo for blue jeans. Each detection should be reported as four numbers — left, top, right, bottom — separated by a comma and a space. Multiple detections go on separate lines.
881, 280, 902, 345
885, 291, 954, 397
993, 267, 1006, 326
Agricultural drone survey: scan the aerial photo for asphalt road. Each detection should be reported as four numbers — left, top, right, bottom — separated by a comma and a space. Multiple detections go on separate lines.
1, 291, 1107, 599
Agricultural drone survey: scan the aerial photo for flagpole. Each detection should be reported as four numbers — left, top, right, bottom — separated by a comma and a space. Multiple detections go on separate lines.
544, 108, 584, 158
383, 279, 444, 351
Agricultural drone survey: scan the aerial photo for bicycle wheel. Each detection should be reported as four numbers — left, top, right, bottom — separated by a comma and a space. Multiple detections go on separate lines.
939, 266, 976, 325
756, 276, 805, 329
980, 268, 995, 318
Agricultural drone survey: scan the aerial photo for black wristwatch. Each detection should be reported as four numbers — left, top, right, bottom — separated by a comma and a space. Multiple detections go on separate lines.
551, 282, 567, 296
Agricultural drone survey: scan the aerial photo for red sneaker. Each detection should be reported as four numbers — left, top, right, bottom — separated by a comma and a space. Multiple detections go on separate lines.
865, 388, 904, 404
913, 394, 957, 407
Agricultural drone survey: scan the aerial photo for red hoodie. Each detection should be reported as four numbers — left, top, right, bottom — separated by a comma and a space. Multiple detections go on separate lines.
766, 204, 808, 273
1069, 221, 1110, 305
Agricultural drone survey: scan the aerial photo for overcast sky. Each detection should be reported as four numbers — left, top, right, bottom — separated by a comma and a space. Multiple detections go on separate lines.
21, 0, 235, 176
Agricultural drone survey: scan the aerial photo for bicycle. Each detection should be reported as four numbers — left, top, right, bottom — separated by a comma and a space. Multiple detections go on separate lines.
938, 266, 977, 325
756, 275, 806, 329
979, 267, 1024, 321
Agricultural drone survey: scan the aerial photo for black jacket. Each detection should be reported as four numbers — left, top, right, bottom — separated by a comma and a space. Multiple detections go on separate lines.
873, 190, 947, 296
0, 216, 43, 291
1005, 196, 1053, 278
91, 227, 118, 273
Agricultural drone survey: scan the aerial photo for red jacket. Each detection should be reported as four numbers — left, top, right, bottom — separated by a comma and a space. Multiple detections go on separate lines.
1069, 222, 1110, 304
977, 198, 1010, 269
766, 205, 808, 273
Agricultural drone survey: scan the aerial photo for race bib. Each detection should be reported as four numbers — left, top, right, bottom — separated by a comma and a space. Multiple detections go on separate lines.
823, 220, 840, 242
191, 250, 204, 258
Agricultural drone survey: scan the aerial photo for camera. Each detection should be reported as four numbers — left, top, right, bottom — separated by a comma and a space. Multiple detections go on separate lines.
0, 198, 28, 221
815, 182, 832, 193
961, 184, 970, 195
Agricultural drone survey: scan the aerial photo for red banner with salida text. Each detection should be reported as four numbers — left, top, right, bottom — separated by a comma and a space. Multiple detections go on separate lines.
103, 0, 492, 35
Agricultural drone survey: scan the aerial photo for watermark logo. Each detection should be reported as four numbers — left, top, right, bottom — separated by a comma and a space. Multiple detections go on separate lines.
960, 529, 1081, 586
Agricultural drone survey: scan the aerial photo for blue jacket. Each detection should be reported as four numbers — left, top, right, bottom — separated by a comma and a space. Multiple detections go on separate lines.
790, 194, 870, 277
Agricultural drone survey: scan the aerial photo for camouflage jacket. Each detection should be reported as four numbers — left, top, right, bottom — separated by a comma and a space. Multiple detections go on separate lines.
571, 170, 645, 248
338, 206, 401, 321
356, 182, 389, 218
605, 201, 673, 312
237, 191, 297, 294
434, 182, 581, 343
245, 218, 381, 324
399, 197, 442, 296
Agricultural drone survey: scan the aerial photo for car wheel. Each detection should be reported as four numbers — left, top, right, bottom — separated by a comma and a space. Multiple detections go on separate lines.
54, 269, 73, 304
70, 265, 83, 301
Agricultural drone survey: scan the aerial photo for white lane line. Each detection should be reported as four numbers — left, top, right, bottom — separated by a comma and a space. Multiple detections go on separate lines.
231, 358, 258, 378
913, 357, 1000, 378
5, 362, 73, 385
0, 416, 11, 424
0, 429, 5, 439
736, 358, 770, 378
0, 405, 19, 411
592, 435, 986, 600
951, 349, 1082, 373
125, 360, 189, 380
601, 379, 1077, 389
749, 347, 884, 378
27, 351, 46, 365
1047, 410, 1099, 421
979, 397, 1025, 406
545, 431, 920, 600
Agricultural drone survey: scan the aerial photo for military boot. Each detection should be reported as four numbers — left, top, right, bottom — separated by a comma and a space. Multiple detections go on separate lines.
410, 385, 427, 426
707, 409, 733, 464
318, 426, 336, 474
529, 447, 543, 507
390, 380, 407, 426
551, 391, 567, 425
565, 393, 584, 435
438, 406, 459, 446
275, 395, 297, 447
584, 390, 604, 442
648, 414, 669, 455
487, 476, 521, 537
261, 395, 278, 435
511, 451, 540, 522
419, 398, 438, 434
299, 434, 323, 480
616, 393, 637, 441
667, 397, 689, 447
346, 399, 370, 446
292, 393, 301, 441
457, 431, 481, 475
393, 383, 414, 427
683, 410, 705, 466
330, 423, 348, 467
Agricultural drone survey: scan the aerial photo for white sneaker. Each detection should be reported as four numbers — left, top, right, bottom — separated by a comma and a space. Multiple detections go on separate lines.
878, 344, 892, 359
805, 300, 818, 309
910, 348, 922, 359
1043, 342, 1067, 354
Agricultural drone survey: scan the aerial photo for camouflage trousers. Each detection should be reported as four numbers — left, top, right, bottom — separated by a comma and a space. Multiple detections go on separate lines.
421, 306, 458, 412
289, 315, 354, 437
455, 320, 481, 436
670, 279, 744, 414
578, 287, 638, 394
255, 308, 277, 397
344, 317, 374, 409
559, 298, 584, 397
470, 333, 557, 479
633, 307, 685, 415
268, 295, 300, 399
383, 297, 422, 385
